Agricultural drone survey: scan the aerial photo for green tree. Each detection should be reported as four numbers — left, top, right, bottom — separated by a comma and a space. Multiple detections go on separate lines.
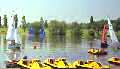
48, 20, 66, 35
59, 21, 66, 35
44, 20, 48, 28
95, 19, 106, 31
112, 20, 120, 32
31, 21, 41, 34
40, 17, 44, 28
88, 29, 95, 40
4, 15, 7, 28
48, 20, 57, 35
14, 14, 18, 28
0, 16, 1, 27
22, 16, 26, 32
90, 16, 95, 29
71, 22, 82, 36
90, 16, 94, 23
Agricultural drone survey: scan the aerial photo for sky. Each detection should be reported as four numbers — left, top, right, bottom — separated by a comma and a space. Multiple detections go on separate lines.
0, 0, 120, 24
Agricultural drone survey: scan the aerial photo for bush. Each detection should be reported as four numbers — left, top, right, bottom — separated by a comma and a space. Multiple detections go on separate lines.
31, 21, 41, 34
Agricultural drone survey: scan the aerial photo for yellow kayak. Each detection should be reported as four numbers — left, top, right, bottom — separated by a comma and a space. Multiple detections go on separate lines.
44, 58, 76, 69
17, 58, 50, 69
108, 57, 120, 65
73, 60, 110, 69
88, 48, 107, 55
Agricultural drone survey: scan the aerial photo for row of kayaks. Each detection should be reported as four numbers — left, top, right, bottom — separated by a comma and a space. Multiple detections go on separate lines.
6, 57, 120, 69
44, 58, 110, 69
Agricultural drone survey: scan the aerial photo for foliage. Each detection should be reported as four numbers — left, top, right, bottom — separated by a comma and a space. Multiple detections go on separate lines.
117, 31, 120, 41
1, 14, 120, 40
70, 22, 83, 37
3, 15, 7, 28
40, 17, 44, 28
30, 17, 46, 35
48, 20, 66, 35
90, 16, 94, 23
29, 16, 120, 39
44, 20, 48, 28
22, 16, 26, 32
0, 16, 1, 27
112, 20, 120, 32
14, 14, 18, 28
87, 29, 95, 40
31, 21, 41, 34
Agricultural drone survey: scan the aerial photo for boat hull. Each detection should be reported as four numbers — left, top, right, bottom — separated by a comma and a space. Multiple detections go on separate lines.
44, 63, 76, 69
101, 43, 108, 48
88, 51, 107, 55
5, 61, 20, 68
8, 44, 21, 49
108, 61, 120, 65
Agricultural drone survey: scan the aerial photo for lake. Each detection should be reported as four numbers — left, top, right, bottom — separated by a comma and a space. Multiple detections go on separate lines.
0, 34, 120, 69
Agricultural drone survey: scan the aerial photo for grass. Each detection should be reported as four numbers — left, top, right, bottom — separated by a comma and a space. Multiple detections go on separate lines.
0, 28, 7, 34
18, 27, 29, 35
0, 27, 29, 35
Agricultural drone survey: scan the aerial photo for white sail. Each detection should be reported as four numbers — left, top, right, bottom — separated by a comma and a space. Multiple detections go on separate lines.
6, 16, 15, 40
14, 28, 21, 44
107, 17, 119, 44
6, 15, 21, 45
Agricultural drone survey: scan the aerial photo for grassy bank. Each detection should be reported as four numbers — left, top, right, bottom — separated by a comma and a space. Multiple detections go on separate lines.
0, 28, 7, 34
18, 27, 29, 35
0, 27, 29, 35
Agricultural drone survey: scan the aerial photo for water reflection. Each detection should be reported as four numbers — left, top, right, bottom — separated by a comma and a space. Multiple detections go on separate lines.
48, 35, 66, 48
3, 35, 7, 51
22, 34, 26, 49
7, 48, 21, 60
70, 36, 82, 44
28, 34, 34, 41
0, 35, 7, 52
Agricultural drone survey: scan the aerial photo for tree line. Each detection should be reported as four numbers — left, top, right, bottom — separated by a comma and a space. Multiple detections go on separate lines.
0, 15, 120, 39
0, 15, 27, 32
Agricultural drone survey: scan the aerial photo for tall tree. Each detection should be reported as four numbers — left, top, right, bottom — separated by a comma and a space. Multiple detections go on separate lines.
0, 16, 1, 27
71, 22, 82, 36
90, 16, 94, 23
14, 14, 18, 28
4, 15, 7, 28
48, 20, 66, 35
22, 16, 26, 32
40, 17, 44, 28
90, 16, 96, 30
44, 20, 48, 28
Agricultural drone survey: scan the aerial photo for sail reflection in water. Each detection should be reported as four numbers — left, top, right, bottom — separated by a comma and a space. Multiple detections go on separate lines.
6, 48, 21, 61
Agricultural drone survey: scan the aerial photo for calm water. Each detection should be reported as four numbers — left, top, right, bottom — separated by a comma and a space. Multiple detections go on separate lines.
0, 34, 120, 68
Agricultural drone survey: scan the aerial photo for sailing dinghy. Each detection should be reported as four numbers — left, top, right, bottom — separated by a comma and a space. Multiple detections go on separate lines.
5, 15, 22, 68
6, 15, 21, 49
